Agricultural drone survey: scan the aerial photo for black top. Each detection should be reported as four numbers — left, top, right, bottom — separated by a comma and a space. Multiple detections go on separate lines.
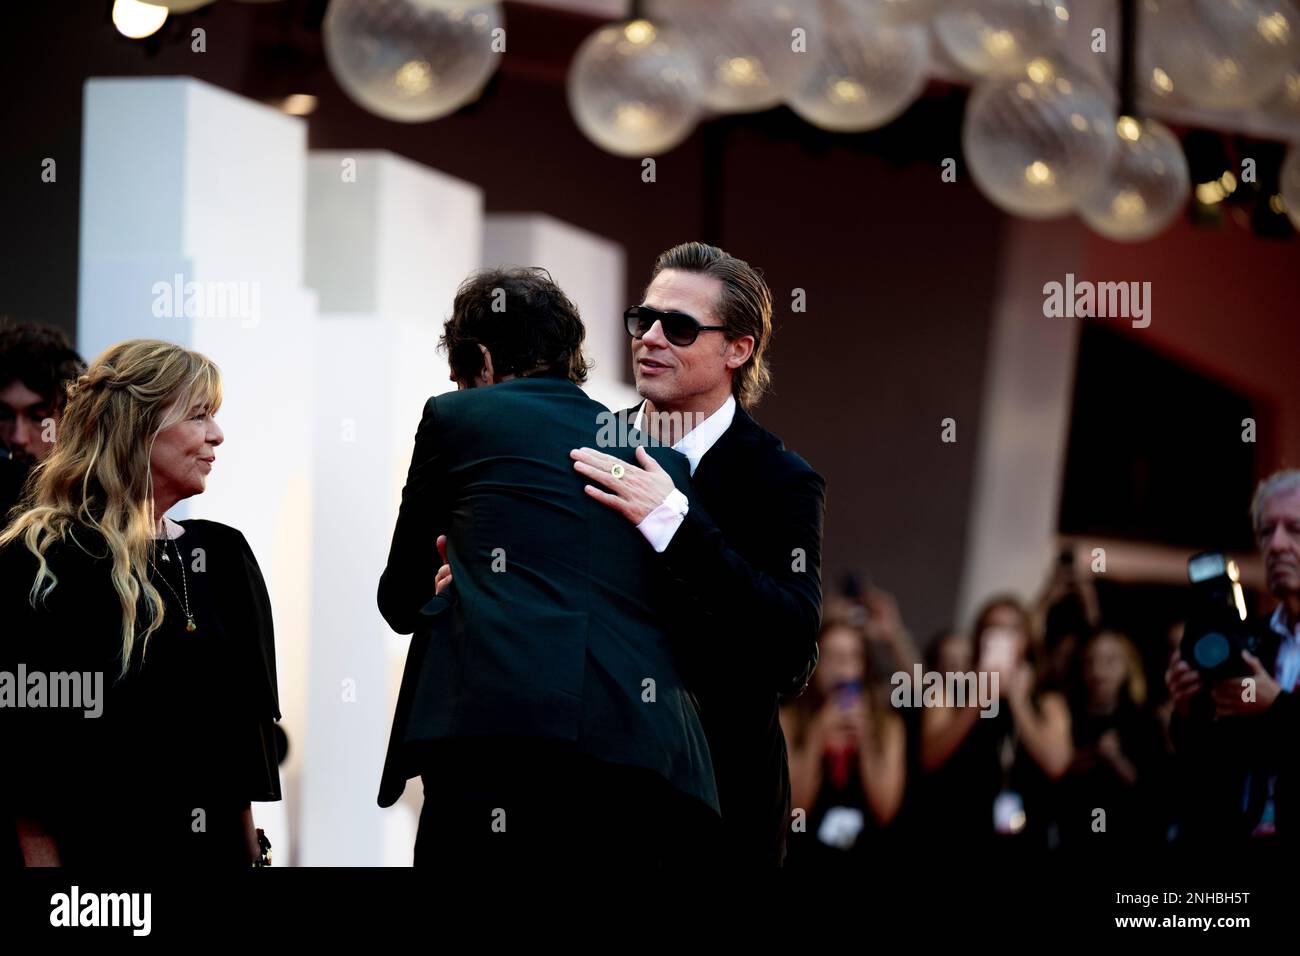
1057, 701, 1168, 849
0, 456, 25, 865
785, 746, 889, 867
916, 706, 1058, 853
0, 455, 28, 527
1, 519, 281, 867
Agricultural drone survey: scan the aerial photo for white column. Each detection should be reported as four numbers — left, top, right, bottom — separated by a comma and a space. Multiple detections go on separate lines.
302, 150, 483, 865
483, 213, 638, 411
956, 218, 1086, 627
78, 76, 317, 866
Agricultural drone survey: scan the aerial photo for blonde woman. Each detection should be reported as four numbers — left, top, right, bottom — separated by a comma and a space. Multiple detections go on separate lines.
0, 339, 280, 867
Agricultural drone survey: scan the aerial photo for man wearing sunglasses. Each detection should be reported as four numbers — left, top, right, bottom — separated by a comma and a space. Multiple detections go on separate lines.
570, 241, 827, 866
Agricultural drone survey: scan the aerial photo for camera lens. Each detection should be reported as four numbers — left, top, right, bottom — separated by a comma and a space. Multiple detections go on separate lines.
1192, 632, 1230, 669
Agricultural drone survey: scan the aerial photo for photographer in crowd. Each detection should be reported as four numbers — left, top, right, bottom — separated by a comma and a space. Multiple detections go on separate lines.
1165, 470, 1300, 846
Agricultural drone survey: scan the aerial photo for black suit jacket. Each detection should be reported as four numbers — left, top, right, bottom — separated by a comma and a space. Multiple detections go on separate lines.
1171, 618, 1298, 847
625, 402, 826, 865
376, 376, 718, 814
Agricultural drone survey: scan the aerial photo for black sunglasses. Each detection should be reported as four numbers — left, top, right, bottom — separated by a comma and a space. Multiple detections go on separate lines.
624, 305, 727, 348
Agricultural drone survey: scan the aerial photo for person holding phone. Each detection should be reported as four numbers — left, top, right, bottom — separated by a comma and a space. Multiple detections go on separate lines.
918, 596, 1072, 852
780, 618, 907, 864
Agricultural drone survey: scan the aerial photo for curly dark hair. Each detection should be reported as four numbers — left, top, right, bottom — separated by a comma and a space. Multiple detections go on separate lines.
440, 268, 590, 386
0, 319, 85, 412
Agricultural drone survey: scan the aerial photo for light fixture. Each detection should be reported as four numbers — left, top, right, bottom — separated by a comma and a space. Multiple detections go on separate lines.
113, 0, 168, 39
137, 0, 216, 10
568, 15, 703, 156
277, 94, 318, 116
963, 58, 1117, 218
1078, 0, 1190, 241
934, 0, 1071, 78
1079, 116, 1189, 241
785, 0, 930, 133
646, 0, 822, 114
323, 0, 503, 123
1142, 0, 1299, 109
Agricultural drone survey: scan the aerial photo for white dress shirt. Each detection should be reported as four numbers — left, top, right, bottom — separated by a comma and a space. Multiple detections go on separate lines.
633, 394, 737, 553
1269, 604, 1300, 691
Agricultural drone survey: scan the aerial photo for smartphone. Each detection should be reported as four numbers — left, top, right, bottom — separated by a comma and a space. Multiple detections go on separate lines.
833, 679, 863, 710
981, 627, 1019, 674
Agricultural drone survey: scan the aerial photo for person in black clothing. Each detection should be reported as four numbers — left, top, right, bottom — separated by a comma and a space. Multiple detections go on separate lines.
1058, 629, 1170, 853
781, 617, 907, 866
570, 241, 826, 865
1, 339, 280, 867
918, 596, 1072, 855
0, 319, 84, 524
377, 268, 718, 866
1165, 470, 1300, 849
0, 321, 84, 867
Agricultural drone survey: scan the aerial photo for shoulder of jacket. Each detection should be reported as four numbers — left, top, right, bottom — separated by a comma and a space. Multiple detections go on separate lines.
733, 416, 823, 486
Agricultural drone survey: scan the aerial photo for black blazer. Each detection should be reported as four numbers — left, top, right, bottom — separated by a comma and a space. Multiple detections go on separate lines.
376, 376, 718, 814
1172, 620, 1298, 846
625, 402, 826, 866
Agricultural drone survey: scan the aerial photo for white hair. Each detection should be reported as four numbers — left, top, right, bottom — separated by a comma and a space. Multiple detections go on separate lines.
1251, 469, 1300, 534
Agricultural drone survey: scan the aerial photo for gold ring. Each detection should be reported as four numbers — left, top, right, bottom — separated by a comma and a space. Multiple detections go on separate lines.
611, 463, 626, 480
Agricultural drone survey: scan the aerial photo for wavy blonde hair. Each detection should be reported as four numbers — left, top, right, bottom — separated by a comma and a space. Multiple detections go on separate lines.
0, 339, 222, 675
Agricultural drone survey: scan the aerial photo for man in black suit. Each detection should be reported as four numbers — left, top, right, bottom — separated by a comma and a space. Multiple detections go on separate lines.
377, 268, 718, 866
1166, 469, 1300, 850
571, 241, 826, 866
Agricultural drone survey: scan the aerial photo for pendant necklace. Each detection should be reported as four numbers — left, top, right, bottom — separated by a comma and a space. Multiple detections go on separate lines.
151, 526, 196, 632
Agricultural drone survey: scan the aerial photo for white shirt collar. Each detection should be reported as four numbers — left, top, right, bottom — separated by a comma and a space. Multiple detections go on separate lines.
1269, 604, 1300, 640
633, 394, 736, 476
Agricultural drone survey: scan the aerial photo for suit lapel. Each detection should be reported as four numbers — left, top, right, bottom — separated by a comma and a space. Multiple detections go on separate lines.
690, 406, 759, 491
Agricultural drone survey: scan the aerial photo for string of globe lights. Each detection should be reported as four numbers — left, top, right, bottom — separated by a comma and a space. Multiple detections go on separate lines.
111, 0, 1300, 242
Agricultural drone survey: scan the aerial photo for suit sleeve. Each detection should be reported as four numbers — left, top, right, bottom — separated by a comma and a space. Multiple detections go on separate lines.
658, 465, 826, 695
377, 396, 451, 635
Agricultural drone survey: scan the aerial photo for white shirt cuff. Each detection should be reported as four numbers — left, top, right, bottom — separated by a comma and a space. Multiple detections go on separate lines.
636, 488, 689, 553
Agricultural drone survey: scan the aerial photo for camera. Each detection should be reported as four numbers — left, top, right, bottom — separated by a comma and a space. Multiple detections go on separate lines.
1180, 551, 1265, 681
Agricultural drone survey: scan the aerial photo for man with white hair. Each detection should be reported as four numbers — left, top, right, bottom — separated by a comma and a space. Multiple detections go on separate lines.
1166, 469, 1300, 844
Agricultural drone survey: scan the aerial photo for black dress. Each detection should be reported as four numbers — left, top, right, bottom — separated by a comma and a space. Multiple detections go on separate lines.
1057, 702, 1170, 852
784, 745, 893, 867
1, 519, 281, 867
913, 706, 1059, 856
